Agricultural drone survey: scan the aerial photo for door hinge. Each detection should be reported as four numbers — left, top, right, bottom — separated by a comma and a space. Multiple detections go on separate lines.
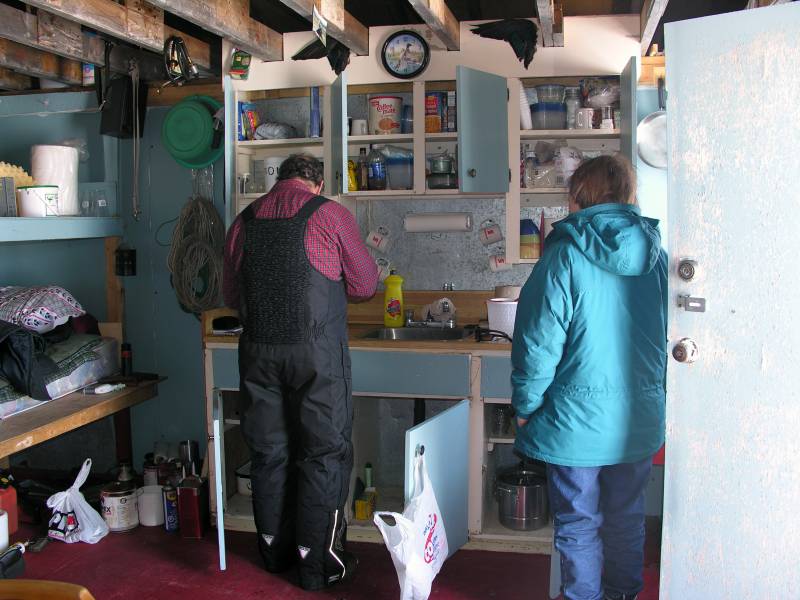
508, 168, 512, 182
507, 87, 510, 102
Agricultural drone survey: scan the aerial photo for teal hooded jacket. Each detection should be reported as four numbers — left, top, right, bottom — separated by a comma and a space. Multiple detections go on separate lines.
511, 203, 667, 467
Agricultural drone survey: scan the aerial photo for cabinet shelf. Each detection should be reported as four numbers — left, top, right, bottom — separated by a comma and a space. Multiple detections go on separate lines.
521, 188, 568, 194
475, 508, 554, 549
517, 258, 540, 264
348, 133, 413, 145
520, 129, 620, 140
237, 137, 323, 149
0, 217, 122, 242
426, 132, 458, 142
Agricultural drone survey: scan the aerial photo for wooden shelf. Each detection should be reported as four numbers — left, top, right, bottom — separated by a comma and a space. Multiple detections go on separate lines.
474, 507, 553, 553
517, 258, 540, 264
348, 133, 413, 145
0, 217, 123, 243
0, 380, 160, 459
521, 188, 568, 194
236, 137, 323, 148
425, 132, 458, 142
520, 129, 620, 140
342, 189, 415, 198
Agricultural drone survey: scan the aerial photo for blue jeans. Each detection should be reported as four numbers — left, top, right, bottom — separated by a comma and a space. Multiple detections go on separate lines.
546, 457, 652, 600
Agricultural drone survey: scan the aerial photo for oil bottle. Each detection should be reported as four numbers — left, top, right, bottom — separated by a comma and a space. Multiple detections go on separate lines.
383, 270, 404, 328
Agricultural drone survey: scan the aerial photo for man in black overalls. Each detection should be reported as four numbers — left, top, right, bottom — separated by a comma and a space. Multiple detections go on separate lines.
224, 154, 378, 590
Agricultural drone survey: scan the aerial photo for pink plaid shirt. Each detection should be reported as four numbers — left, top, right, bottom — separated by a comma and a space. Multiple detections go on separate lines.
223, 179, 378, 310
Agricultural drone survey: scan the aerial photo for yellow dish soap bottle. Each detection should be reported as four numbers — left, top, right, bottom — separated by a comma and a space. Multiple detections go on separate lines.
383, 270, 404, 328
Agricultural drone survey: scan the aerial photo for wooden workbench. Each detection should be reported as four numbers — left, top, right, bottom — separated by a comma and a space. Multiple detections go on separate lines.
0, 381, 160, 460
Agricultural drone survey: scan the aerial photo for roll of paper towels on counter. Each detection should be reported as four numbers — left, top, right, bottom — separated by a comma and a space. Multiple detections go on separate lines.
403, 212, 473, 233
31, 145, 79, 216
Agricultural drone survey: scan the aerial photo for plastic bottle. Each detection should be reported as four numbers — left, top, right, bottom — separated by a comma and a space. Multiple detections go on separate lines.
357, 147, 369, 190
383, 270, 404, 328
0, 476, 18, 536
367, 145, 387, 191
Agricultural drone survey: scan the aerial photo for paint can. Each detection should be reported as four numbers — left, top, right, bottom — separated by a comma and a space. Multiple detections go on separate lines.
162, 485, 179, 532
100, 482, 139, 533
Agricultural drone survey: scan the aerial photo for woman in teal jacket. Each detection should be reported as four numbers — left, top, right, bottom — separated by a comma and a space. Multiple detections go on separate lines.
511, 155, 667, 600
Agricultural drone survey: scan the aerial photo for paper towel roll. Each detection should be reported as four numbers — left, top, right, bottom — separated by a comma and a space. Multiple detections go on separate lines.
404, 212, 473, 233
31, 145, 79, 216
0, 509, 8, 552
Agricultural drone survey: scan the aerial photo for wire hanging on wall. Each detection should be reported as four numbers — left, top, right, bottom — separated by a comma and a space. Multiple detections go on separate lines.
167, 167, 225, 315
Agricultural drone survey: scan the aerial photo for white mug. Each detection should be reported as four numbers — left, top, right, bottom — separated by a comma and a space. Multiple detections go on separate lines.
489, 254, 512, 272
352, 119, 368, 135
137, 485, 165, 527
376, 257, 392, 282
479, 219, 504, 246
575, 108, 595, 130
366, 226, 392, 252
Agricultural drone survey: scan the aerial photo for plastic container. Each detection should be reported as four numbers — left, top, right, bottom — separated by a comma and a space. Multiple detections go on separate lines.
532, 103, 567, 130
520, 218, 541, 259
565, 87, 582, 130
535, 84, 565, 104
487, 298, 518, 338
384, 270, 404, 328
16, 186, 59, 217
386, 157, 413, 190
368, 95, 402, 134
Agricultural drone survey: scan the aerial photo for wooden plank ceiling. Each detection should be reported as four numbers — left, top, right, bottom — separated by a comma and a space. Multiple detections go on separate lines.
0, 0, 744, 93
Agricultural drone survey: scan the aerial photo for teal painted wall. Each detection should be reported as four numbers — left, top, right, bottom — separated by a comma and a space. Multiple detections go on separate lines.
119, 106, 225, 465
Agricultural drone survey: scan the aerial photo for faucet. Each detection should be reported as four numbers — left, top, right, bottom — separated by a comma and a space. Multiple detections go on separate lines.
404, 309, 456, 329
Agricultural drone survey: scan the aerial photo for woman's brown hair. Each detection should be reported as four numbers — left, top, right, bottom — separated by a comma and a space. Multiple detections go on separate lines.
568, 154, 637, 210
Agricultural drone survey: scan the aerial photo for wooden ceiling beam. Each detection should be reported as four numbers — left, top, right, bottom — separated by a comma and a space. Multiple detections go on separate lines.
536, 0, 565, 47
0, 38, 81, 84
18, 0, 211, 69
640, 0, 669, 55
0, 67, 34, 91
275, 0, 369, 56
407, 0, 459, 50
144, 0, 282, 62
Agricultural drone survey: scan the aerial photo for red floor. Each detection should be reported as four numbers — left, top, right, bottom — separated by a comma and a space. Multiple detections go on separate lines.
11, 524, 660, 599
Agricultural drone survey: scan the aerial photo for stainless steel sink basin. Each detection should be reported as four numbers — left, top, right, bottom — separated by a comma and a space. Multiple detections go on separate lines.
360, 327, 470, 341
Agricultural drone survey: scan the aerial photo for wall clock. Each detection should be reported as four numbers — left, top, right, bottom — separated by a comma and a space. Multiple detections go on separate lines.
381, 30, 430, 79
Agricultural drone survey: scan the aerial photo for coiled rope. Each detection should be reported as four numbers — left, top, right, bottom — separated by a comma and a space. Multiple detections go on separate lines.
167, 195, 225, 315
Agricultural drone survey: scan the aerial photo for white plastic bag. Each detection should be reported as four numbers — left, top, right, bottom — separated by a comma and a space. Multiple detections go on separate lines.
374, 453, 448, 600
46, 458, 109, 544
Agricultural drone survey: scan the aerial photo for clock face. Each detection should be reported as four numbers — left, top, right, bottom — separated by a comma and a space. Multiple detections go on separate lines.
382, 31, 430, 79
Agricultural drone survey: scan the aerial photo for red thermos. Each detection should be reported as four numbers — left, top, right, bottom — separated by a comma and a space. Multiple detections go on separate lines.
177, 476, 208, 539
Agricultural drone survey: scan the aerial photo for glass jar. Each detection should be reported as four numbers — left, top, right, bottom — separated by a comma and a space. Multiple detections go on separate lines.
565, 87, 581, 130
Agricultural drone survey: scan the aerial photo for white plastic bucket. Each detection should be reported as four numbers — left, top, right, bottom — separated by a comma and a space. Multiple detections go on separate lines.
368, 96, 402, 134
137, 485, 165, 527
31, 145, 79, 216
487, 298, 518, 338
16, 186, 59, 217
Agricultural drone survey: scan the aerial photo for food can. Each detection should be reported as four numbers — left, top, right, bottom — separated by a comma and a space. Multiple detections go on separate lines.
101, 482, 139, 532
368, 96, 402, 134
163, 485, 179, 532
143, 463, 159, 486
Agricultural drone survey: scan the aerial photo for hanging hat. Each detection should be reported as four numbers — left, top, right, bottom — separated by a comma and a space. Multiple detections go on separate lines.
162, 94, 223, 169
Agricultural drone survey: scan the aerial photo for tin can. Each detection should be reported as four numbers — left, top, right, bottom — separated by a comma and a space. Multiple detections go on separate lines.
143, 463, 159, 486
101, 482, 139, 532
163, 485, 179, 532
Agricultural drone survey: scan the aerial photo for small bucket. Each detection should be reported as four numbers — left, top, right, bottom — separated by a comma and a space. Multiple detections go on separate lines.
487, 298, 518, 338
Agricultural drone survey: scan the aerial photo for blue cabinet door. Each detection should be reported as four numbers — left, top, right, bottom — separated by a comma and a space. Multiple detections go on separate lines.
456, 66, 509, 194
330, 73, 347, 195
405, 399, 469, 558
619, 56, 637, 163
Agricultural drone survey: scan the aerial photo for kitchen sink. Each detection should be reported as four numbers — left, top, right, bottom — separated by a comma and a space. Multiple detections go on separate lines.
360, 327, 470, 341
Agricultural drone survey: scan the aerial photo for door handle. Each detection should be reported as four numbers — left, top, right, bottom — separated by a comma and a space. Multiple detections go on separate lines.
467, 168, 477, 178
672, 338, 698, 363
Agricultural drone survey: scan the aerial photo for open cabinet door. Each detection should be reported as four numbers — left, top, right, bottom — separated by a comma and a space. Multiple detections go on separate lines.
329, 73, 348, 195
456, 66, 509, 194
619, 56, 637, 163
662, 4, 800, 598
405, 399, 469, 557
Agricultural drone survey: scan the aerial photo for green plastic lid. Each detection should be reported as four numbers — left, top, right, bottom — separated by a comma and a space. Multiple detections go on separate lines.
161, 95, 223, 169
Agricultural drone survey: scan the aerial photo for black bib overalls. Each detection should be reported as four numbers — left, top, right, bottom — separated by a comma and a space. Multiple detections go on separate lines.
237, 196, 354, 589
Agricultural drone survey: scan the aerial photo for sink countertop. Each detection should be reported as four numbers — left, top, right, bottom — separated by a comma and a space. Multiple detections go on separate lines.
204, 322, 511, 355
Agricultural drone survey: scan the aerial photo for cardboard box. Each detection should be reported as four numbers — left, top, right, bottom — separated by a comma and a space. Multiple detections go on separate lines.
354, 489, 377, 521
